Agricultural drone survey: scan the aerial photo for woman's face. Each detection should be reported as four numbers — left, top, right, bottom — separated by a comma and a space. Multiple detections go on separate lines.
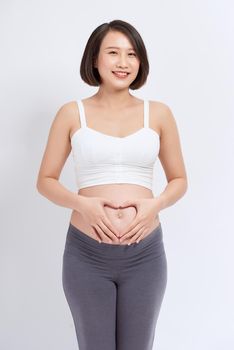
94, 30, 140, 89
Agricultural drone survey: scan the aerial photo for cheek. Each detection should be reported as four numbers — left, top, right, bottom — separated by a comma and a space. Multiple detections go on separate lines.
133, 60, 140, 70
100, 54, 114, 65
98, 59, 114, 74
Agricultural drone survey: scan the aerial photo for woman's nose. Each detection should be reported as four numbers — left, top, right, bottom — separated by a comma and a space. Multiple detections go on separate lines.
117, 54, 128, 67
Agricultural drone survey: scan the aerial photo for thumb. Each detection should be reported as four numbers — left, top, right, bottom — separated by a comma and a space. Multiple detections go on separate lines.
103, 200, 120, 208
119, 200, 134, 208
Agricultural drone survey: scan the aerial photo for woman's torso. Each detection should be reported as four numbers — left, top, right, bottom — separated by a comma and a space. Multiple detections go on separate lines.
69, 96, 161, 245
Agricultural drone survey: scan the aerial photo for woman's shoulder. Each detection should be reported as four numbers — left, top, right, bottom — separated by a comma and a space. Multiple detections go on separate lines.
149, 99, 175, 119
149, 99, 171, 113
50, 100, 81, 139
148, 99, 177, 135
56, 100, 79, 114
54, 100, 80, 123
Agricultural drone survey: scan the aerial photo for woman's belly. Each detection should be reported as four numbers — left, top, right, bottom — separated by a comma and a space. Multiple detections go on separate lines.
70, 184, 160, 245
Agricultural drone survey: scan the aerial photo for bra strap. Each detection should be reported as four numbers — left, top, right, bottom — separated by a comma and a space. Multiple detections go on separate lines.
77, 100, 87, 128
144, 99, 149, 128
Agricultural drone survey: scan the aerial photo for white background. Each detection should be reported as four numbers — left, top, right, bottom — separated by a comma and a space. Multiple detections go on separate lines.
1, 0, 233, 349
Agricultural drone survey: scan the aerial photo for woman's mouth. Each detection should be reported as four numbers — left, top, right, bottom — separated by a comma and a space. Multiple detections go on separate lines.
112, 71, 130, 78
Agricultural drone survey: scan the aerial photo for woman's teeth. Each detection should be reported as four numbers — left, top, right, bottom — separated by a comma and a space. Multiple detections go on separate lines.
112, 71, 129, 78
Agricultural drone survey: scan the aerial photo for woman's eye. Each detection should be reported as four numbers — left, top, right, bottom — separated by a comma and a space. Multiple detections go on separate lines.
108, 51, 136, 57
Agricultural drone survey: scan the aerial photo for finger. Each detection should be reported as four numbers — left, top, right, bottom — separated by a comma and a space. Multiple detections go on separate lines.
103, 200, 120, 209
100, 223, 120, 243
119, 200, 136, 209
125, 228, 144, 246
121, 219, 138, 237
91, 227, 102, 243
120, 223, 143, 242
94, 224, 112, 243
98, 221, 119, 242
129, 228, 147, 245
119, 200, 130, 207
124, 214, 145, 235
120, 216, 143, 238
102, 217, 120, 237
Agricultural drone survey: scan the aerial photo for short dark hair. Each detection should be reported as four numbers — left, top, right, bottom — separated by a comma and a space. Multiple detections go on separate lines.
80, 19, 149, 90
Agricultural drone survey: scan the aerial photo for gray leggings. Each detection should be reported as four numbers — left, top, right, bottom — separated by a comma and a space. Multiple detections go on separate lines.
62, 222, 167, 350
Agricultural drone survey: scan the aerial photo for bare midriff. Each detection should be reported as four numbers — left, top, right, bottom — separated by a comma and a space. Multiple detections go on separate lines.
70, 183, 160, 245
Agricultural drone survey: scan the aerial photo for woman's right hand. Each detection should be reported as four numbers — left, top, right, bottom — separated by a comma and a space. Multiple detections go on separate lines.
77, 196, 120, 243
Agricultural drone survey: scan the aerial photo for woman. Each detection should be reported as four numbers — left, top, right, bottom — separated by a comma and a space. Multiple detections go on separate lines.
36, 19, 188, 350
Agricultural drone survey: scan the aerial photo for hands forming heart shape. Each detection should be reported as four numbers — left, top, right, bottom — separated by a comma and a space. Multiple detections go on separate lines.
104, 205, 137, 238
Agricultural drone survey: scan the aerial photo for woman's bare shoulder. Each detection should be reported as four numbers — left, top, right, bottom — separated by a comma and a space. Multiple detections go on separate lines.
149, 99, 172, 115
56, 100, 78, 119
149, 100, 175, 136
54, 100, 80, 132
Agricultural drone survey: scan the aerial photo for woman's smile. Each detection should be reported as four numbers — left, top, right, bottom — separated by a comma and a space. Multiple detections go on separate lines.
112, 71, 130, 78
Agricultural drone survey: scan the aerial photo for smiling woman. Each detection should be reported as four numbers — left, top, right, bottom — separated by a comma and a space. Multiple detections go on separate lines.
36, 19, 187, 350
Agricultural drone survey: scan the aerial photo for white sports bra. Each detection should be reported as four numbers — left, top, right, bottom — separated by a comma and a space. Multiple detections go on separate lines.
71, 99, 160, 191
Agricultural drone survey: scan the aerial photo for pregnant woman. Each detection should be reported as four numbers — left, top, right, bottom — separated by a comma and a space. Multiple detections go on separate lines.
36, 19, 188, 350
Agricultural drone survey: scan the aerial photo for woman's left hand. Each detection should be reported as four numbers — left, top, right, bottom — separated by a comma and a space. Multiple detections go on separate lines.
118, 198, 161, 244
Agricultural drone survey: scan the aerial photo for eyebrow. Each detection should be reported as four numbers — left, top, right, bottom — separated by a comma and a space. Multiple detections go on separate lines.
104, 46, 135, 50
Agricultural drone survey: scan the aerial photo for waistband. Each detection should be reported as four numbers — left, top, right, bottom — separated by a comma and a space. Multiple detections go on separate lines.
66, 222, 163, 256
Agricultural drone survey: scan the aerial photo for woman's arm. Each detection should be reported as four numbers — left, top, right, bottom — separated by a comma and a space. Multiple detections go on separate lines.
36, 102, 85, 213
153, 102, 188, 212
